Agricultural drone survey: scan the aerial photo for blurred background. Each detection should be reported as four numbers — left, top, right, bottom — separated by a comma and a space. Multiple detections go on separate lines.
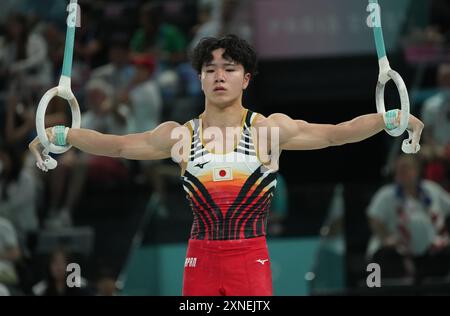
1, 0, 450, 296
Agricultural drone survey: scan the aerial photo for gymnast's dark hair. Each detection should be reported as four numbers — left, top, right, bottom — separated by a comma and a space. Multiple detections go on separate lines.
191, 34, 258, 78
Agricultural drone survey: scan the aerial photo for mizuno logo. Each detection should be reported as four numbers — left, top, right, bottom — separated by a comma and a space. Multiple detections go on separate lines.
256, 259, 269, 265
194, 161, 209, 169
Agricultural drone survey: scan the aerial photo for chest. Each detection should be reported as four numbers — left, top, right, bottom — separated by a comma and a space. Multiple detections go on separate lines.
201, 126, 244, 155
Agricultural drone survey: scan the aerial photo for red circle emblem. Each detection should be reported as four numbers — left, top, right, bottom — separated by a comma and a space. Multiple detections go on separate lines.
219, 170, 226, 177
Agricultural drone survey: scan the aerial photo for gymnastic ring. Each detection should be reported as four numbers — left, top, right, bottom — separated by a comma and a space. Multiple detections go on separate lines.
36, 77, 81, 154
375, 69, 409, 137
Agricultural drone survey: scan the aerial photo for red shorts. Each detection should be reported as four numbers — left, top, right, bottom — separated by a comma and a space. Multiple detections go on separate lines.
182, 236, 273, 296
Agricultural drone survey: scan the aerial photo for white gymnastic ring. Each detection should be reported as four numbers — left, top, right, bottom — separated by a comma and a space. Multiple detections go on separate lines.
375, 69, 409, 137
36, 84, 81, 154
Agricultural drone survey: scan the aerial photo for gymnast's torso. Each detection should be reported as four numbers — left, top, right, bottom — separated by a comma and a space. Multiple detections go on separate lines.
181, 109, 278, 240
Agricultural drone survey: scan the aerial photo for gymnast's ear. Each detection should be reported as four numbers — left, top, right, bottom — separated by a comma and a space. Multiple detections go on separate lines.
243, 72, 251, 90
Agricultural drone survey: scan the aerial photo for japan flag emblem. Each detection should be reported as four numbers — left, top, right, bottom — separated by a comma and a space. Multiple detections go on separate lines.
213, 167, 233, 182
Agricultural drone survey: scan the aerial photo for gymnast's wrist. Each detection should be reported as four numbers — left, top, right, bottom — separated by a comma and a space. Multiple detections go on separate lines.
383, 110, 400, 130
51, 125, 70, 146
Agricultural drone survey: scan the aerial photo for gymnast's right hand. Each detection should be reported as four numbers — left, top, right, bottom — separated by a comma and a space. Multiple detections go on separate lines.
28, 127, 57, 172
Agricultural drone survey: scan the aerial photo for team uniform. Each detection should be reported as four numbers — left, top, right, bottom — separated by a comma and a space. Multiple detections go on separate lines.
181, 109, 277, 295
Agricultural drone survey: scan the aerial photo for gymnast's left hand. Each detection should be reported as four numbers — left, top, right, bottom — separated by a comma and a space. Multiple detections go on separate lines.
28, 127, 55, 171
404, 113, 424, 153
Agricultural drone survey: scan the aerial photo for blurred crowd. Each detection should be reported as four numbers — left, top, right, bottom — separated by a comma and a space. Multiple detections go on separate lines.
1, 0, 450, 295
363, 0, 450, 284
310, 0, 450, 290
0, 0, 250, 296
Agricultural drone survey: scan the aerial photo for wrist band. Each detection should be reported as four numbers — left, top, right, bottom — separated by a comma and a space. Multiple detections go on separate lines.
383, 110, 400, 131
53, 125, 69, 146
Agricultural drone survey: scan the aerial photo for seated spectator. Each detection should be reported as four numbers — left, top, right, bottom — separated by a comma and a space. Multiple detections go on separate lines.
46, 79, 131, 229
420, 63, 450, 191
118, 54, 161, 133
0, 216, 21, 292
90, 34, 135, 93
0, 145, 39, 249
189, 0, 252, 52
129, 3, 186, 66
0, 13, 52, 95
366, 154, 450, 283
32, 246, 91, 296
119, 53, 167, 211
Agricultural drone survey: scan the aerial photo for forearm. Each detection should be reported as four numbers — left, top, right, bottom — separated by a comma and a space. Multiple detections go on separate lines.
67, 128, 124, 157
275, 112, 386, 150
263, 110, 423, 152
332, 113, 385, 145
29, 122, 181, 169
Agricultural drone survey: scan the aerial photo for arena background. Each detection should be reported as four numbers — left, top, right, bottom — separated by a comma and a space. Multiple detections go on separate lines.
0, 0, 449, 296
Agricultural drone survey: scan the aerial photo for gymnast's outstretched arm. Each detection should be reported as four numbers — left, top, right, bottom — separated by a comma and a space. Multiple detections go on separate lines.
253, 111, 424, 151
29, 121, 190, 164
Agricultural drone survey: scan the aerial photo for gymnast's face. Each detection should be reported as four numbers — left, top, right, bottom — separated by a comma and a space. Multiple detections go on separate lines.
200, 48, 250, 108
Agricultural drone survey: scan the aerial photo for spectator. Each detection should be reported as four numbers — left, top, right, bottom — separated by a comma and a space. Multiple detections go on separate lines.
46, 79, 130, 229
189, 0, 252, 52
0, 283, 10, 296
32, 247, 91, 296
0, 216, 21, 291
420, 63, 450, 191
119, 53, 167, 211
366, 154, 450, 282
90, 35, 135, 93
130, 3, 187, 66
4, 91, 35, 153
121, 54, 161, 134
0, 13, 52, 95
0, 145, 39, 248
